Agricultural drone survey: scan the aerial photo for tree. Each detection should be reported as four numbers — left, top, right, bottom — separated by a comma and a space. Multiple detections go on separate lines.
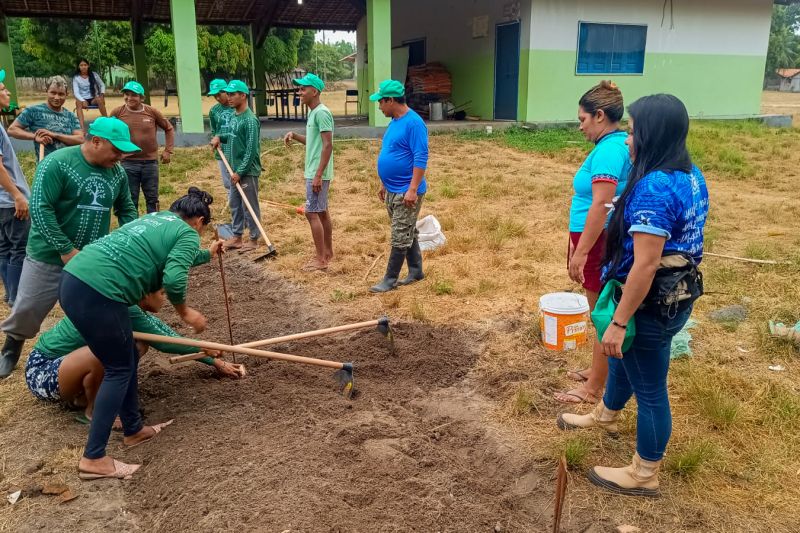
765, 5, 800, 75
301, 41, 353, 82
259, 28, 316, 75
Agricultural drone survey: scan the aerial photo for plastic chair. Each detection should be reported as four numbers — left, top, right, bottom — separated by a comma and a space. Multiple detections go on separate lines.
345, 89, 359, 116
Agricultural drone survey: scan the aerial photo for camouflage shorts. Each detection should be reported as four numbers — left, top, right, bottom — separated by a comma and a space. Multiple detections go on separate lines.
385, 192, 424, 249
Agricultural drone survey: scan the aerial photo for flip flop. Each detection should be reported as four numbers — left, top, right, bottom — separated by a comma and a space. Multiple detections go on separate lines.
124, 419, 174, 449
79, 459, 141, 481
553, 388, 600, 405
566, 368, 591, 382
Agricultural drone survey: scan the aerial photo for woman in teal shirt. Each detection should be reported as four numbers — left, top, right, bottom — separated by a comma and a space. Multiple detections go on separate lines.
556, 81, 631, 404
59, 187, 223, 480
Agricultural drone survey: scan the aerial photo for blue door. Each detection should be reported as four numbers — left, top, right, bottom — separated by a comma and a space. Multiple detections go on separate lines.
494, 21, 520, 120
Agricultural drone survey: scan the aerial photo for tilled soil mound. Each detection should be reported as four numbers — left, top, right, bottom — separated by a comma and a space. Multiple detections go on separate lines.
1, 259, 555, 532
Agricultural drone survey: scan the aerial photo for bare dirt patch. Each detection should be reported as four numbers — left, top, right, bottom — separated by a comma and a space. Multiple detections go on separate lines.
0, 259, 586, 532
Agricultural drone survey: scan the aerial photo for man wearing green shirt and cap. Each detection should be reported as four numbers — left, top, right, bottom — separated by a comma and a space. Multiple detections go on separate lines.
0, 116, 140, 378
111, 80, 175, 214
207, 79, 240, 230
218, 79, 262, 251
284, 73, 334, 271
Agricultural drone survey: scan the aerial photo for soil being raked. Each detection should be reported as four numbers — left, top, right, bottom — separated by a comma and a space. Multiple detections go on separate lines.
2, 259, 558, 532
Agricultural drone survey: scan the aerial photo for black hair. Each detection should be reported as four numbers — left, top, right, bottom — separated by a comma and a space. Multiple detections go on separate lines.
76, 58, 100, 99
603, 94, 692, 279
381, 95, 406, 105
169, 187, 213, 225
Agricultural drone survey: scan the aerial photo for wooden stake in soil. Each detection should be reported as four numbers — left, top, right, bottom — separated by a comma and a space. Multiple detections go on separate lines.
552, 455, 568, 533
217, 244, 236, 363
362, 253, 384, 282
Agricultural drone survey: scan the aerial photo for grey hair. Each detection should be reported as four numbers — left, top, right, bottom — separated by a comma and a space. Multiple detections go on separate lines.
46, 75, 68, 92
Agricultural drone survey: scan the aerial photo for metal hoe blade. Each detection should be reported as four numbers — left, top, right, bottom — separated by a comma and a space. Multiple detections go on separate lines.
254, 244, 278, 262
334, 363, 355, 399
376, 315, 395, 355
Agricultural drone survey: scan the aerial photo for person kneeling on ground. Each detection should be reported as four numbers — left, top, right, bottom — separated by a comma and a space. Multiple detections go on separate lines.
26, 288, 244, 424
368, 80, 428, 293
60, 187, 222, 480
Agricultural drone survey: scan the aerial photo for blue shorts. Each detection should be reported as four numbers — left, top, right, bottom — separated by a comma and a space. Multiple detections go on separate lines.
305, 180, 331, 213
25, 348, 63, 402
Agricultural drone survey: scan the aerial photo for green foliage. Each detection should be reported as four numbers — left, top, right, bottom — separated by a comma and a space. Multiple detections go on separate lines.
144, 26, 176, 84
765, 5, 800, 74
197, 27, 251, 78
260, 29, 316, 75
301, 41, 355, 82
665, 440, 717, 477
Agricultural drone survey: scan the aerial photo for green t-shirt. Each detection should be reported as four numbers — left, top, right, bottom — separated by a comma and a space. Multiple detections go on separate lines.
16, 103, 81, 161
226, 108, 261, 177
27, 145, 138, 265
209, 103, 234, 161
35, 305, 214, 365
64, 211, 211, 305
304, 103, 334, 181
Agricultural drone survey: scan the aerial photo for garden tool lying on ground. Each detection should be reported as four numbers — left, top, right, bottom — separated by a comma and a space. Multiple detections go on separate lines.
168, 316, 394, 364
264, 199, 305, 215
216, 147, 278, 261
134, 332, 355, 398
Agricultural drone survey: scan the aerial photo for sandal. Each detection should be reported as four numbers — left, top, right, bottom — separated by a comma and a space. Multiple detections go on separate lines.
554, 387, 601, 405
79, 458, 141, 481
124, 419, 174, 449
566, 368, 591, 382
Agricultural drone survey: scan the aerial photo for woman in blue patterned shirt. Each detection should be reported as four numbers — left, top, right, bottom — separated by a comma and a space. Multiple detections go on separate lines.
558, 94, 708, 497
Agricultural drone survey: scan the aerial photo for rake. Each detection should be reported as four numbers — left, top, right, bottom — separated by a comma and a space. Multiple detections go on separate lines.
134, 332, 355, 399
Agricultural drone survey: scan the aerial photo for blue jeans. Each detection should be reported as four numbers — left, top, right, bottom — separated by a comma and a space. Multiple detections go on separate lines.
0, 207, 30, 304
123, 159, 160, 214
60, 272, 143, 460
603, 304, 693, 461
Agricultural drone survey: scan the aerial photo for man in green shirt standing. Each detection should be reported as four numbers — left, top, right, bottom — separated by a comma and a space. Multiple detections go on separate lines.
0, 117, 140, 378
219, 80, 262, 252
207, 79, 240, 231
284, 73, 333, 271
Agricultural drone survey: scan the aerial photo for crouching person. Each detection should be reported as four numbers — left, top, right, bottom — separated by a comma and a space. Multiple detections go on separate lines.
26, 288, 244, 423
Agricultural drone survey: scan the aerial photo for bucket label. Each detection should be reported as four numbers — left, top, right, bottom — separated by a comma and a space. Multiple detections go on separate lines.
564, 321, 587, 337
544, 315, 558, 345
564, 339, 577, 350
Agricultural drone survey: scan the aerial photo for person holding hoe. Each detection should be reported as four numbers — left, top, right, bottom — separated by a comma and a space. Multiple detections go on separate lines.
8, 75, 84, 161
217, 80, 262, 252
284, 73, 334, 271
26, 287, 243, 427
368, 79, 428, 293
111, 80, 175, 214
207, 79, 240, 230
0, 117, 139, 379
60, 187, 223, 480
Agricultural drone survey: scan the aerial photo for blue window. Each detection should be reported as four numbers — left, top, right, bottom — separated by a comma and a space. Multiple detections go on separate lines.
576, 22, 647, 75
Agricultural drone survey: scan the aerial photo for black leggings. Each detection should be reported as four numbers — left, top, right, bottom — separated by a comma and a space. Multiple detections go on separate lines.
59, 272, 142, 460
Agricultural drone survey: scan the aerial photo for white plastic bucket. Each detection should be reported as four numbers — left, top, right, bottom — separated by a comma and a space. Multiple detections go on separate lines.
539, 292, 590, 351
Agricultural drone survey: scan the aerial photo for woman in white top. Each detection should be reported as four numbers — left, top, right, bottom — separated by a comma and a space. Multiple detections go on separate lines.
73, 58, 107, 131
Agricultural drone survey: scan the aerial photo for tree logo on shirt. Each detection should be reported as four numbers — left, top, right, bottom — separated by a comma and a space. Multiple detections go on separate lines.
78, 176, 111, 212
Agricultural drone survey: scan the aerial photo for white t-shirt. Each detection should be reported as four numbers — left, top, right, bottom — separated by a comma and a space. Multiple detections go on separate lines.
72, 72, 106, 102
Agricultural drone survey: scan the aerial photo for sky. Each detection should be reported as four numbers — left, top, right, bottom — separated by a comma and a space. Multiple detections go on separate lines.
315, 30, 356, 45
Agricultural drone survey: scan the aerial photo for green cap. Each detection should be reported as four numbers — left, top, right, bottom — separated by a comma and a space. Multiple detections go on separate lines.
88, 117, 141, 153
208, 78, 227, 96
121, 80, 145, 96
292, 73, 325, 92
223, 79, 249, 94
0, 70, 5, 84
369, 79, 405, 101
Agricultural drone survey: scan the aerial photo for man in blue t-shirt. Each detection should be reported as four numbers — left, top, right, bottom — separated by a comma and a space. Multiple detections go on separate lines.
368, 79, 429, 293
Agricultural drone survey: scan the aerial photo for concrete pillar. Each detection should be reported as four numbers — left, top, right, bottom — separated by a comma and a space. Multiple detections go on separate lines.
249, 25, 267, 116
131, 26, 151, 105
169, 0, 204, 132
356, 16, 367, 116
367, 0, 391, 127
0, 17, 18, 106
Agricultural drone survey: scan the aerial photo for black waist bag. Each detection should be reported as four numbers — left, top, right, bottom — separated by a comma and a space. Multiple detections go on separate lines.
641, 252, 704, 318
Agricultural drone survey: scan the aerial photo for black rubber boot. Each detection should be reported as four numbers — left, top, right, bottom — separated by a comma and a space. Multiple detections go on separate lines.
369, 247, 406, 293
397, 238, 424, 286
0, 335, 25, 378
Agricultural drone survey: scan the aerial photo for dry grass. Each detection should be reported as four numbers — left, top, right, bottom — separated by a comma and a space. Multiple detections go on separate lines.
2, 110, 800, 531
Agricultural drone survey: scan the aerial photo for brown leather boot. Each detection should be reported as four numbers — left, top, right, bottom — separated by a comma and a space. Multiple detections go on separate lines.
556, 401, 621, 436
587, 453, 661, 497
